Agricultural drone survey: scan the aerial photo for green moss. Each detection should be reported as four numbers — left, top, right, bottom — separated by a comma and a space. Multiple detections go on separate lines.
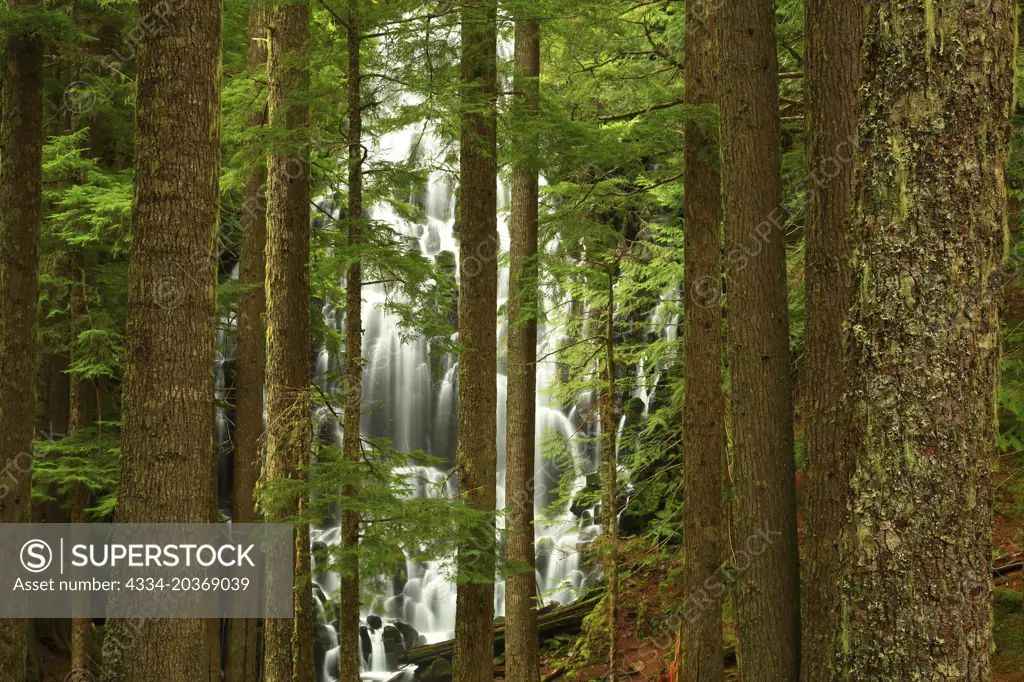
722, 589, 736, 649
573, 593, 609, 664
924, 0, 936, 57
890, 136, 911, 219
993, 587, 1023, 675
901, 276, 915, 309
903, 438, 916, 468
841, 594, 850, 657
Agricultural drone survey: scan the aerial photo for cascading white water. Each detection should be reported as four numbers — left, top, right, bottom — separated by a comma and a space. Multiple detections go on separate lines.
206, 48, 659, 682
304, 102, 605, 681
212, 73, 678, 682
369, 627, 387, 673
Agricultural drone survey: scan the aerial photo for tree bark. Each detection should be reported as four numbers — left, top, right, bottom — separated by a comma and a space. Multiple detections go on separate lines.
68, 250, 92, 679
599, 274, 618, 680
226, 5, 268, 681
339, 1, 363, 680
799, 0, 860, 679
680, 2, 724, 680
262, 0, 315, 680
718, 0, 800, 678
844, 1, 1015, 679
100, 0, 221, 675
505, 15, 541, 682
0, 0, 44, 676
452, 0, 499, 681
69, 492, 90, 676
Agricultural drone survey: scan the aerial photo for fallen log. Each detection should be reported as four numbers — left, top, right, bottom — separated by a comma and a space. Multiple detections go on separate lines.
541, 666, 566, 682
408, 557, 1024, 673
993, 553, 1023, 579
405, 559, 1024, 682
403, 596, 602, 667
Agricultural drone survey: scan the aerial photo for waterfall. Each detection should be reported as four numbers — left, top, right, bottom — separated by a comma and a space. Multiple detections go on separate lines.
301, 106, 605, 680
198, 33, 674, 682
369, 627, 387, 674
216, 265, 239, 517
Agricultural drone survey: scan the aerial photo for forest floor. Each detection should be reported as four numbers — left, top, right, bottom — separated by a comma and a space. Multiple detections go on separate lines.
536, 544, 704, 682
992, 450, 1024, 682
531, 452, 1024, 682
533, 555, 1022, 682
31, 463, 1024, 682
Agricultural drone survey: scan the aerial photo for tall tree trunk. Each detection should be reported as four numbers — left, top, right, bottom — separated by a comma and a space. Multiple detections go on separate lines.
33, 286, 54, 441
505, 15, 541, 682
844, 1, 1014, 679
338, 2, 363, 680
30, 253, 58, 533
0, 0, 44, 675
226, 5, 268, 681
799, 0, 860, 679
101, 0, 221, 675
69, 483, 90, 677
208, 471, 221, 681
718, 0, 800, 678
262, 0, 315, 680
452, 0, 498, 680
680, 2, 724, 680
68, 250, 91, 678
69, 484, 90, 675
599, 274, 618, 680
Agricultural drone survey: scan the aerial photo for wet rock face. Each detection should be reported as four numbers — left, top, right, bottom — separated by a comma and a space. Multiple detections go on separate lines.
382, 625, 405, 670
393, 621, 420, 653
435, 250, 456, 271
418, 657, 453, 682
535, 536, 555, 577
313, 623, 337, 673
313, 584, 328, 609
355, 616, 420, 673
359, 625, 372, 666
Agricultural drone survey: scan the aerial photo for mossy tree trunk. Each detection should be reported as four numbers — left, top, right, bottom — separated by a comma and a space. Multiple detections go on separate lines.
0, 0, 44, 676
226, 6, 268, 681
799, 0, 860, 679
452, 0, 499, 680
599, 271, 619, 680
718, 0, 800, 678
262, 0, 315, 680
843, 1, 1015, 679
504, 15, 541, 682
680, 2, 724, 680
339, 1, 363, 680
68, 250, 91, 678
101, 0, 222, 676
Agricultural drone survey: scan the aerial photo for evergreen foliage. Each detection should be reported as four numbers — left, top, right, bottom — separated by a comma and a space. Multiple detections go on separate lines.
9, 0, 1023, 679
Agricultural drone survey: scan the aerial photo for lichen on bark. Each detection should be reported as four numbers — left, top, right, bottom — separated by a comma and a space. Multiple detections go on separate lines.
843, 1, 1016, 679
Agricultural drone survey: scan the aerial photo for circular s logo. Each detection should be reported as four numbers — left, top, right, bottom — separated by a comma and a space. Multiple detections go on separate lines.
64, 671, 96, 682
20, 540, 52, 573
